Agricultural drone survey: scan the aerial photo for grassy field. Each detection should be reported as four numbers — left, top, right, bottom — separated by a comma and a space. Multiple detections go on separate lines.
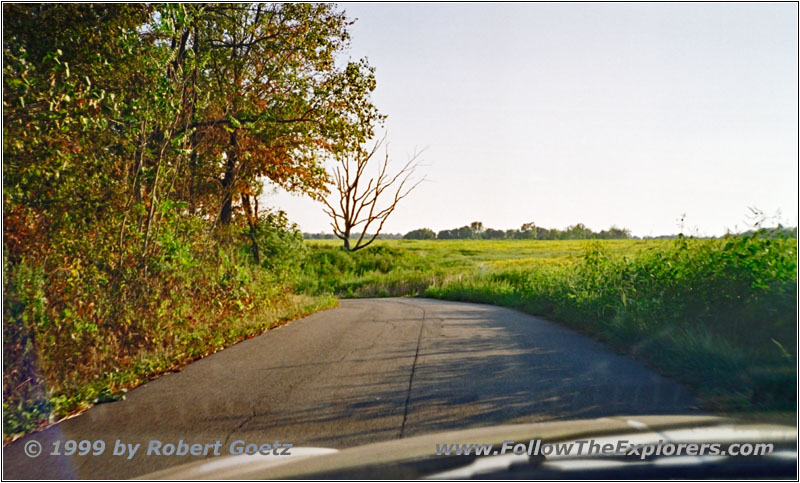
299, 238, 658, 296
299, 233, 797, 413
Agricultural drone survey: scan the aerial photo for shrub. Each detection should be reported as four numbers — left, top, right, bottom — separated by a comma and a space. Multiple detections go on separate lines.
245, 209, 306, 281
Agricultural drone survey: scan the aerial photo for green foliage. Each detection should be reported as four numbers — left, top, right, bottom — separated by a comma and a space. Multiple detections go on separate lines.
3, 255, 51, 437
404, 228, 436, 240
246, 209, 306, 280
3, 219, 328, 440
3, 3, 373, 440
298, 243, 437, 296
435, 221, 633, 240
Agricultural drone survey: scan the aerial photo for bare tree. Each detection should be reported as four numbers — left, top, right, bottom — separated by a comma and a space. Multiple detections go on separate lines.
321, 136, 424, 251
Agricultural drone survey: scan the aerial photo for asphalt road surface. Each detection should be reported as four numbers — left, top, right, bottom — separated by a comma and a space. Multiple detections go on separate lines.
3, 298, 699, 479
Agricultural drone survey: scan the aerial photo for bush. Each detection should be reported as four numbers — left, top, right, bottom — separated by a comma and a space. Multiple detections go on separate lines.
2, 207, 331, 441
245, 209, 306, 281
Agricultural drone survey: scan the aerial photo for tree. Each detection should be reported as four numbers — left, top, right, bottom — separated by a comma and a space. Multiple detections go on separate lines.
598, 226, 632, 239
321, 136, 423, 251
519, 222, 538, 239
183, 4, 383, 229
565, 223, 591, 239
437, 225, 475, 239
142, 3, 385, 262
404, 228, 436, 240
437, 229, 455, 240
483, 228, 506, 239
470, 221, 485, 235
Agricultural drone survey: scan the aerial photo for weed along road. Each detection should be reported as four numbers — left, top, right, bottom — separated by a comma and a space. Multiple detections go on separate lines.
3, 298, 699, 479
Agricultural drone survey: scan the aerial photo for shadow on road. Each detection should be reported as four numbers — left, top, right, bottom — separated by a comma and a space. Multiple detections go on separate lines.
3, 298, 699, 479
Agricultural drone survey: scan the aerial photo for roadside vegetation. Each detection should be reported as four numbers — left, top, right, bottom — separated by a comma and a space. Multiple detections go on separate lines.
3, 212, 336, 440
299, 231, 797, 413
3, 4, 374, 441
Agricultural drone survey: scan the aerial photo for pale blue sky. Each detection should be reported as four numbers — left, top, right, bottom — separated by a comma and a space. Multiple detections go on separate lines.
266, 2, 798, 237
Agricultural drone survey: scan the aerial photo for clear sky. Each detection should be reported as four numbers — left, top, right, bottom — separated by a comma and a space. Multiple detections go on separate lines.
265, 2, 798, 237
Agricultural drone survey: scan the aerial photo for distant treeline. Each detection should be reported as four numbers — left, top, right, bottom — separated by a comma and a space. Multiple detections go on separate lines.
417, 222, 633, 240
304, 223, 797, 241
303, 222, 634, 240
304, 232, 404, 240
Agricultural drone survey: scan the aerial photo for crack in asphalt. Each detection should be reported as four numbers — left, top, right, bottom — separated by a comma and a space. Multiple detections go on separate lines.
222, 405, 257, 451
399, 301, 426, 439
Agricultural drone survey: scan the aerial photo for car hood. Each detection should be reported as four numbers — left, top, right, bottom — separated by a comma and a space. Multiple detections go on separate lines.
139, 414, 796, 479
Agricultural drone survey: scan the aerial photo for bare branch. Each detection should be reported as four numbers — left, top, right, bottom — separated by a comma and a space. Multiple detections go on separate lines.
320, 136, 425, 251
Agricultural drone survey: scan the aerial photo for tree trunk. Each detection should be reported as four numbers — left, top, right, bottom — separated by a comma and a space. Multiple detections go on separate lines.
343, 225, 351, 251
188, 22, 199, 210
242, 193, 260, 265
219, 129, 237, 226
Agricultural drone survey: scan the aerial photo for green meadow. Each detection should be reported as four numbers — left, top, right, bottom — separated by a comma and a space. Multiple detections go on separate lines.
299, 238, 663, 296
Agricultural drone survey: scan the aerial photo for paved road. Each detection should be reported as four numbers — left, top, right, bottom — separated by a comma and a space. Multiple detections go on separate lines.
3, 298, 699, 479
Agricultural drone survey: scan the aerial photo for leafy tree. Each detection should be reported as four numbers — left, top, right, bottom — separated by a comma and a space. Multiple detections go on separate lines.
598, 226, 632, 239
483, 228, 506, 239
404, 228, 436, 240
432, 221, 634, 240
519, 222, 538, 239
564, 223, 592, 240
437, 225, 477, 239
189, 4, 384, 228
